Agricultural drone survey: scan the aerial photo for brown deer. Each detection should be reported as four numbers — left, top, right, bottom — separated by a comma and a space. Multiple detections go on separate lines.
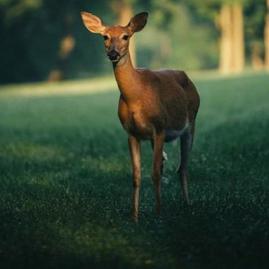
81, 11, 200, 221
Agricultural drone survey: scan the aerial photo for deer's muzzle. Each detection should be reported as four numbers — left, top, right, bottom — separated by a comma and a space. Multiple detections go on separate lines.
107, 50, 120, 62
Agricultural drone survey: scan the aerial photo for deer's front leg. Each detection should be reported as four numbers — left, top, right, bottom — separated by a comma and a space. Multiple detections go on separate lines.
152, 131, 165, 215
128, 135, 141, 222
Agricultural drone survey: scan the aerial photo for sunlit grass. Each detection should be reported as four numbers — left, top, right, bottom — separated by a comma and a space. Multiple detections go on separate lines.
0, 75, 116, 97
0, 72, 269, 269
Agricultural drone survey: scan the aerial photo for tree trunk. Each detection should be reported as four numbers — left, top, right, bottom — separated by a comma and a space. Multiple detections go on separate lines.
219, 3, 245, 74
117, 3, 136, 67
265, 0, 269, 70
219, 4, 233, 74
48, 15, 75, 82
231, 3, 245, 73
48, 34, 75, 81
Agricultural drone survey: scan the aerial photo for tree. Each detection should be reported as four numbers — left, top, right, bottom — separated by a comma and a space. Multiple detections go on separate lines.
219, 4, 233, 73
265, 0, 269, 69
244, 0, 266, 70
134, 0, 218, 70
188, 0, 245, 74
219, 3, 245, 73
0, 0, 135, 83
48, 13, 76, 81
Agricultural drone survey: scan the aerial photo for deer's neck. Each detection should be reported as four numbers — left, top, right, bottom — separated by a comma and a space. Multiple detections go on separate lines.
113, 53, 141, 102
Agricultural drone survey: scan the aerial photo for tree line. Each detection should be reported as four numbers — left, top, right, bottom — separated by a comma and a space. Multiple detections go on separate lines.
0, 0, 268, 84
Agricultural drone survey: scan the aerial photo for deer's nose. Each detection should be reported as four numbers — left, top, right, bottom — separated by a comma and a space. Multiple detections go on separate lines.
107, 50, 120, 61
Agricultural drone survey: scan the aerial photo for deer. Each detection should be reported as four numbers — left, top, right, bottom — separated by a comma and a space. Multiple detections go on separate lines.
81, 11, 200, 222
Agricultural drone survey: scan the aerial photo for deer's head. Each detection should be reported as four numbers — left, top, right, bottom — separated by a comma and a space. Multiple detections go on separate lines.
81, 11, 148, 63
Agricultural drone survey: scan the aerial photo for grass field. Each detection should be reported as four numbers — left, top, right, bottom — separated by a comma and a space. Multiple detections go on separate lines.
0, 72, 269, 269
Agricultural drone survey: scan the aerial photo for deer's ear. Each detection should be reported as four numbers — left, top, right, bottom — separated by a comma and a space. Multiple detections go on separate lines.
127, 12, 148, 33
81, 11, 105, 34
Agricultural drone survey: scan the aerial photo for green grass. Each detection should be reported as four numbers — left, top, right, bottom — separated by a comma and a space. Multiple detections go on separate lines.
0, 72, 269, 269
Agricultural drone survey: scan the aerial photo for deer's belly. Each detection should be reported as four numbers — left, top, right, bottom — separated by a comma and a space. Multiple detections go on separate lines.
121, 112, 189, 141
164, 118, 189, 142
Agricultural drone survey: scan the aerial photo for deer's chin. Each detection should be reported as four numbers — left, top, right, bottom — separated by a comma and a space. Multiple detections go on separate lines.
108, 53, 128, 65
107, 55, 120, 63
109, 56, 123, 63
111, 58, 120, 63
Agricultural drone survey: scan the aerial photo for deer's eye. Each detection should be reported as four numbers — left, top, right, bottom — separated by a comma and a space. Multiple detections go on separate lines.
122, 35, 129, 40
103, 35, 109, 41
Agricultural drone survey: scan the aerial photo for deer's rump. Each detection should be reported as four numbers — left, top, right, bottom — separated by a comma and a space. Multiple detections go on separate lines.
150, 69, 200, 126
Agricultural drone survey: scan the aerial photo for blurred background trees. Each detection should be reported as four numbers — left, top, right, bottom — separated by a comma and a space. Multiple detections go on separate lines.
265, 0, 269, 69
0, 0, 268, 84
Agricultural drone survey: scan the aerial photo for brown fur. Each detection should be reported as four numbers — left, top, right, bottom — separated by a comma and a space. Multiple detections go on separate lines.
81, 11, 200, 221
117, 66, 200, 139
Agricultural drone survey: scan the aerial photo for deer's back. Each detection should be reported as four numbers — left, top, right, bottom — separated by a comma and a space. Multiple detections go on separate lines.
139, 69, 200, 125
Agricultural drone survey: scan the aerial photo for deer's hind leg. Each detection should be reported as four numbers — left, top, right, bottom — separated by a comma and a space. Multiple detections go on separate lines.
177, 122, 195, 205
152, 131, 165, 215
